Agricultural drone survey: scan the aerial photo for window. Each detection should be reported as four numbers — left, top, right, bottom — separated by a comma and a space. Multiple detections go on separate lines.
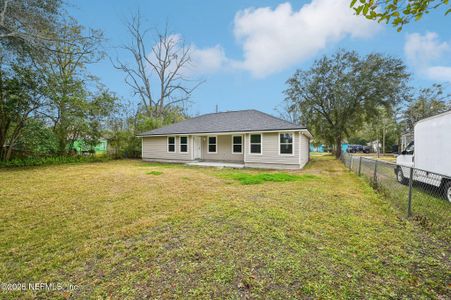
404, 141, 414, 155
232, 135, 242, 154
279, 133, 293, 154
180, 136, 188, 153
208, 136, 217, 153
250, 134, 261, 154
167, 136, 175, 152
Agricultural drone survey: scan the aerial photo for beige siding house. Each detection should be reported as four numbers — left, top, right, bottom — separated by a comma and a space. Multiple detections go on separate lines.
138, 110, 312, 169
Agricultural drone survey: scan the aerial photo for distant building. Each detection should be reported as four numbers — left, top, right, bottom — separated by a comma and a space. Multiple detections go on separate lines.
71, 139, 108, 155
309, 143, 348, 153
367, 140, 381, 153
341, 143, 349, 153
310, 144, 325, 152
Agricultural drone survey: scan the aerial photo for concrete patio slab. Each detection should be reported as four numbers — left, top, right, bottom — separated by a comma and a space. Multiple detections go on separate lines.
186, 161, 245, 169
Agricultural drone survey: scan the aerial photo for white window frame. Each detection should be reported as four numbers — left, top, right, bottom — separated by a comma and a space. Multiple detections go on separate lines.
231, 135, 243, 154
249, 133, 262, 155
279, 132, 294, 156
179, 136, 189, 153
167, 136, 176, 153
207, 136, 217, 154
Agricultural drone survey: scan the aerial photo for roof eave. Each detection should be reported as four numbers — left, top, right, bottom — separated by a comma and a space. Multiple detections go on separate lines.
137, 127, 307, 137
299, 129, 313, 139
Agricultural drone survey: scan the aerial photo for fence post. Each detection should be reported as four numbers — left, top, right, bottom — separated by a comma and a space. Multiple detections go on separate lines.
373, 159, 378, 186
358, 157, 362, 176
407, 167, 413, 217
349, 154, 353, 170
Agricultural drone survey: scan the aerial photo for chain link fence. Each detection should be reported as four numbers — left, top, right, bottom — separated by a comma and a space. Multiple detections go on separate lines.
341, 152, 451, 243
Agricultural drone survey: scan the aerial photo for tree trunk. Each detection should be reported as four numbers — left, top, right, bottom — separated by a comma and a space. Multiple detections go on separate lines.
5, 144, 13, 160
4, 131, 20, 161
377, 139, 380, 158
54, 118, 68, 155
0, 118, 9, 161
0, 134, 6, 160
1, 125, 16, 161
57, 131, 67, 155
335, 137, 342, 158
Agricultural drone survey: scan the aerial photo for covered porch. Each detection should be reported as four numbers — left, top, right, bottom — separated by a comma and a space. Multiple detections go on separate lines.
191, 134, 244, 163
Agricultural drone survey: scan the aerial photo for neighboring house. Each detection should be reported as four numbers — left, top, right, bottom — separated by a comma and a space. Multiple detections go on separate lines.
138, 110, 313, 169
341, 143, 349, 153
368, 140, 381, 153
71, 139, 108, 155
310, 144, 324, 153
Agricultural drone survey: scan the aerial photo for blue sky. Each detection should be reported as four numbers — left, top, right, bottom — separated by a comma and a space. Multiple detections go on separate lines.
67, 0, 451, 116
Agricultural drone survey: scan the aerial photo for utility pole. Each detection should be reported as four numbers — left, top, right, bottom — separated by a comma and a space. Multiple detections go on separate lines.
377, 138, 380, 158
215, 104, 218, 113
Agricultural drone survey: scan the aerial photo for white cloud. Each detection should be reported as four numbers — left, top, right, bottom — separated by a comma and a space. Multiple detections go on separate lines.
148, 1, 381, 78
404, 32, 451, 82
404, 32, 449, 63
232, 0, 379, 77
186, 44, 228, 75
424, 66, 451, 82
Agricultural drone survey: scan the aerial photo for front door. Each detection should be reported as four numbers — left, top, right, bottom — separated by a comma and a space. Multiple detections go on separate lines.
193, 136, 202, 160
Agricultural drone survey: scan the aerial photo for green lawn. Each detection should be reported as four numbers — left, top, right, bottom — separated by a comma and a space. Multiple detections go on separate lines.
0, 156, 449, 299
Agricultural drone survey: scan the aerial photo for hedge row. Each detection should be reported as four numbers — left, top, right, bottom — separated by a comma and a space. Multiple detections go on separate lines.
0, 156, 111, 168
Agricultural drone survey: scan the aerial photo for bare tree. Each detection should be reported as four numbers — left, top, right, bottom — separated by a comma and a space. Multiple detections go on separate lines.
114, 12, 201, 118
275, 100, 301, 125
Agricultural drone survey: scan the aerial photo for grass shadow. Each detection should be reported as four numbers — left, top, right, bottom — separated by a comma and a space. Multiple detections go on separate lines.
146, 171, 163, 175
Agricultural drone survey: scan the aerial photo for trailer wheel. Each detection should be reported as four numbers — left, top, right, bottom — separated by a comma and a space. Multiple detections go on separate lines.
443, 181, 451, 202
396, 167, 408, 185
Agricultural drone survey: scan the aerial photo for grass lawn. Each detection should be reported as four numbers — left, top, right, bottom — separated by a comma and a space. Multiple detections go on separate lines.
0, 156, 449, 299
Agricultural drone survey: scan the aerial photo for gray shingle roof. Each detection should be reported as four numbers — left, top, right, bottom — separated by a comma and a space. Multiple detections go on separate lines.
138, 109, 306, 136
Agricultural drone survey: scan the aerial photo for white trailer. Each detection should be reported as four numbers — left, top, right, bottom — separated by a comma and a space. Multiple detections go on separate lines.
395, 110, 451, 201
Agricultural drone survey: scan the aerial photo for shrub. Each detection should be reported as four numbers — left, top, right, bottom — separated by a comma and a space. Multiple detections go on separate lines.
0, 156, 110, 168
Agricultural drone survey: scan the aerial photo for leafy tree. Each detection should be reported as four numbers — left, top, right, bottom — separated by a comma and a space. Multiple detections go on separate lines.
33, 20, 106, 154
402, 83, 450, 131
0, 0, 62, 51
107, 102, 186, 159
1, 3, 122, 161
82, 91, 118, 153
348, 84, 450, 154
14, 118, 58, 156
284, 50, 410, 158
351, 0, 450, 31
0, 57, 46, 160
354, 106, 400, 154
